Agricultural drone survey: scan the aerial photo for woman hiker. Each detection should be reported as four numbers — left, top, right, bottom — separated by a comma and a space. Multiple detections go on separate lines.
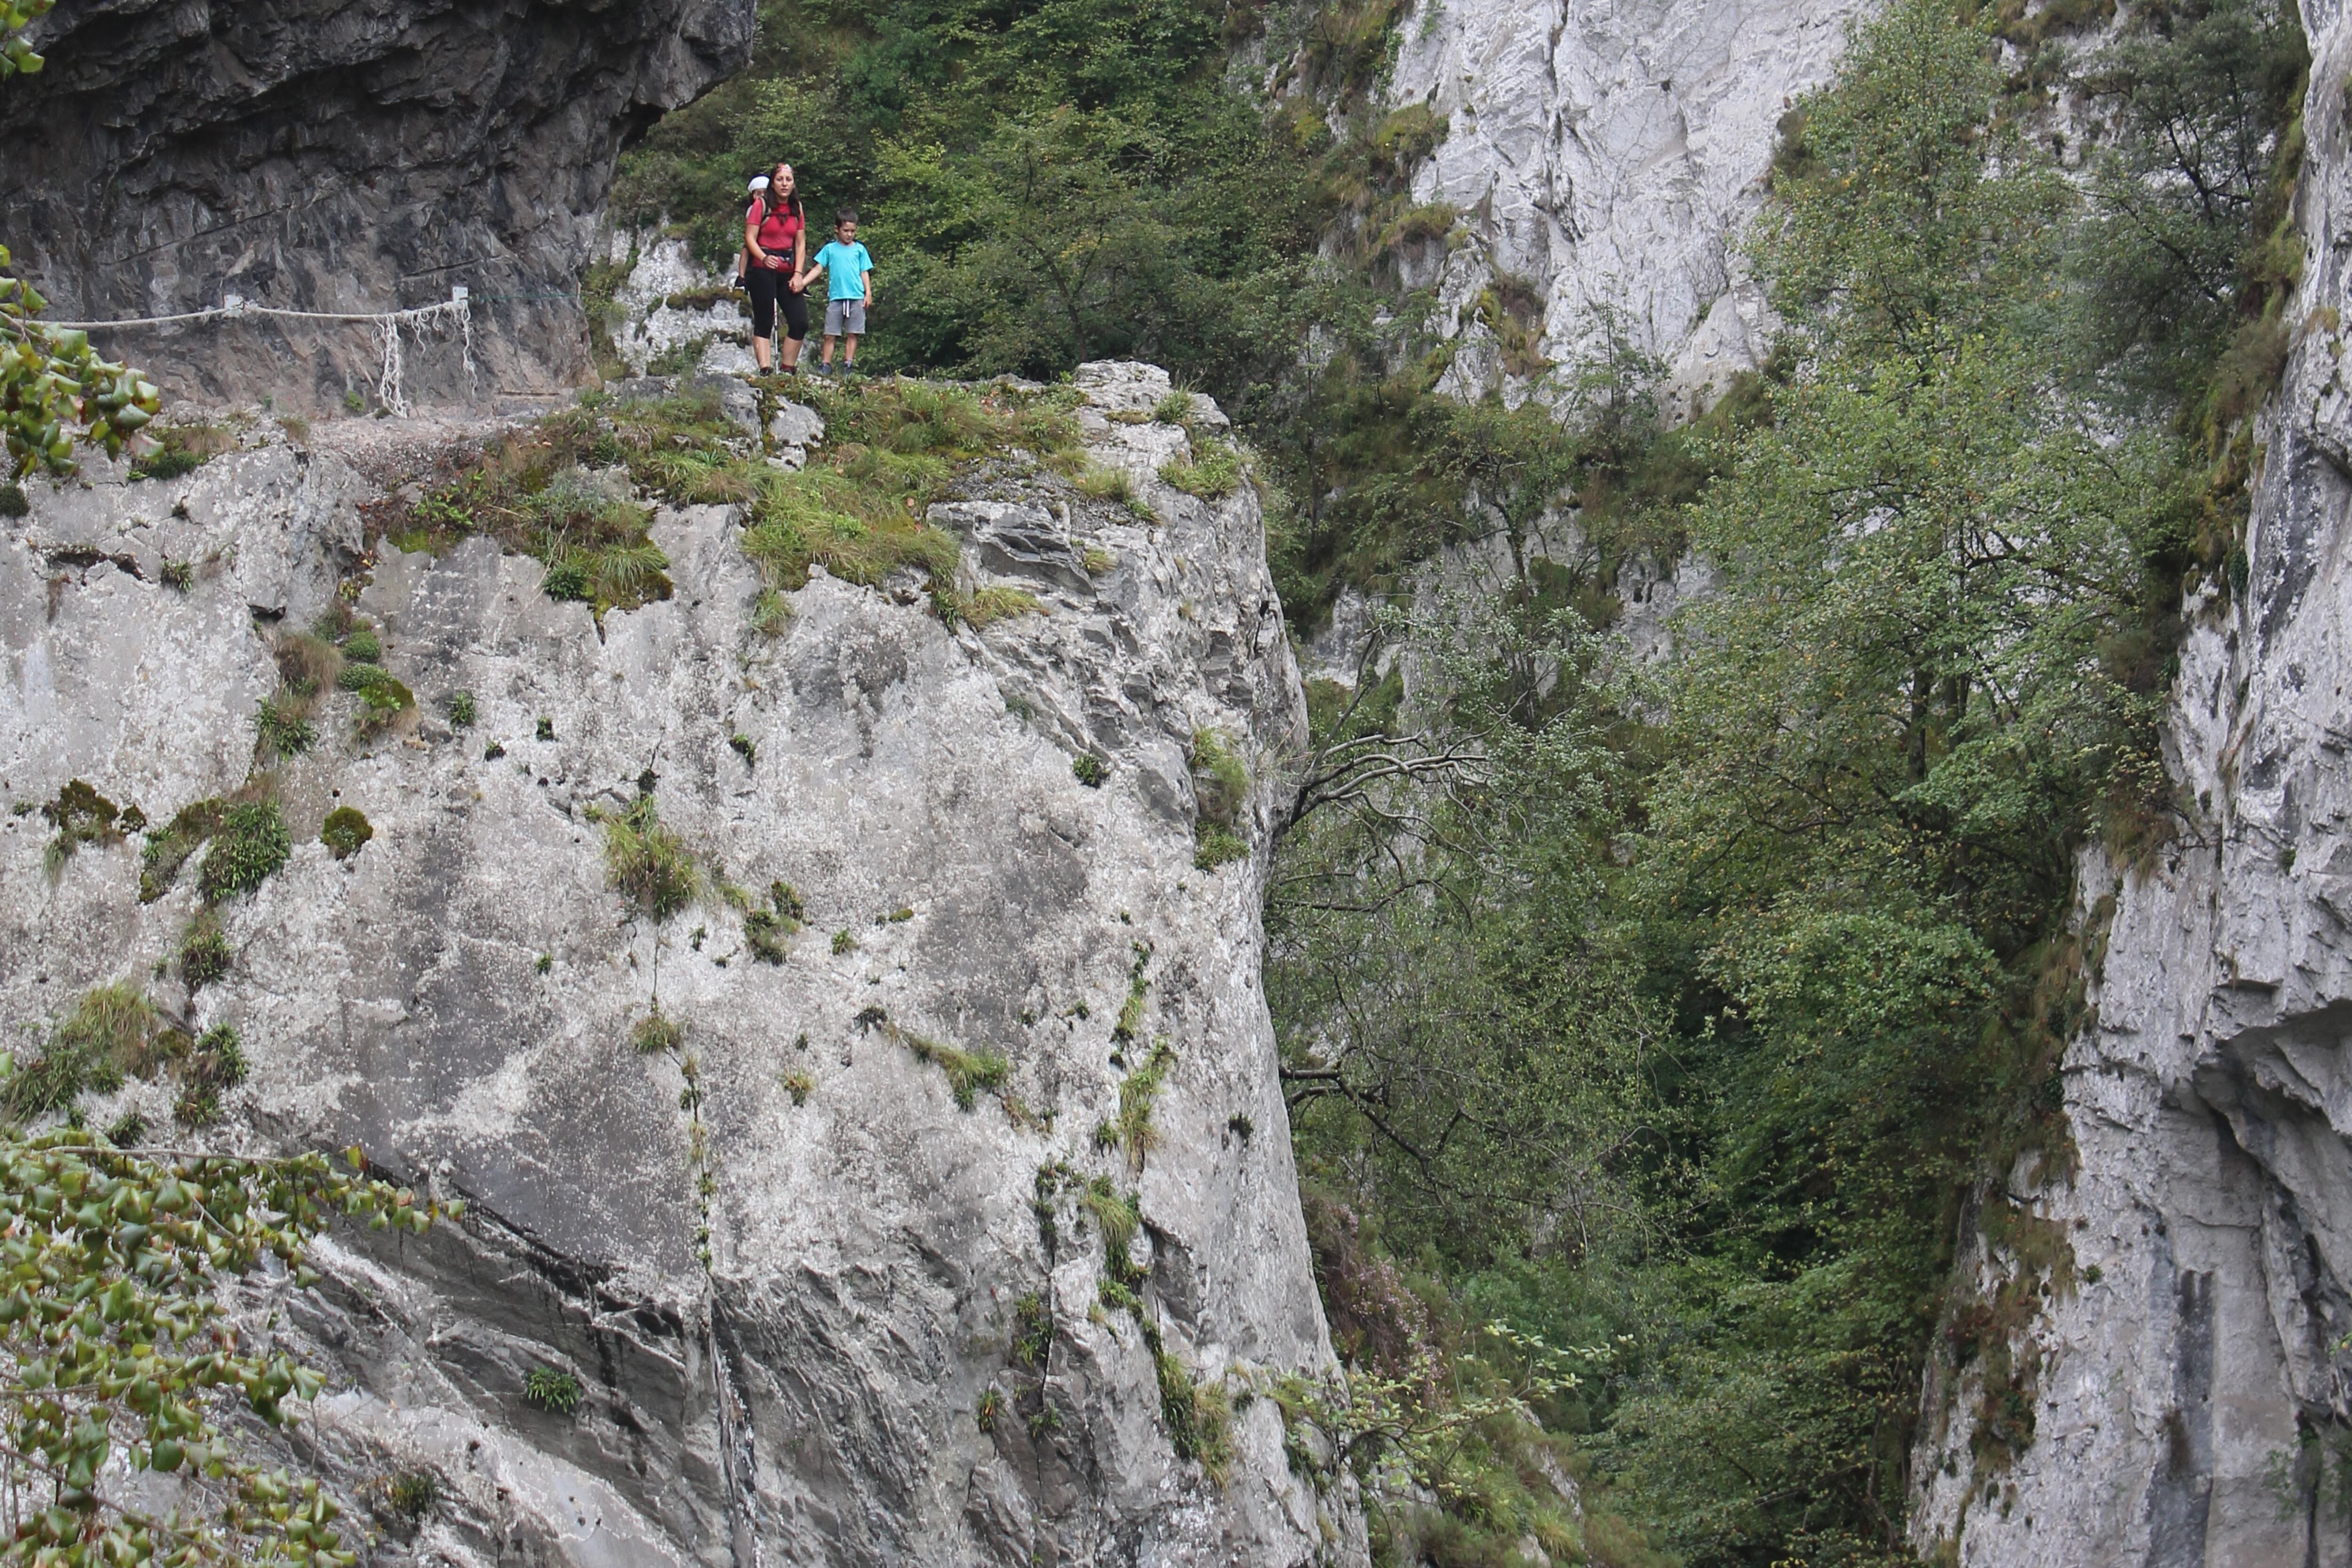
745, 163, 811, 374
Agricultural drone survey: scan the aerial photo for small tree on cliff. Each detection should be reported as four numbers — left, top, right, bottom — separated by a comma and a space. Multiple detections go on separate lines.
2, 0, 160, 479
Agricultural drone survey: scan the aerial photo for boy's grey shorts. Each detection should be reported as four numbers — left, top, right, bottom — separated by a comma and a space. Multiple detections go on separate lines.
825, 299, 866, 335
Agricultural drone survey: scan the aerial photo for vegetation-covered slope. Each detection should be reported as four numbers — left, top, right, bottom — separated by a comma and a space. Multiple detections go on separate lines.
617, 0, 2311, 1561
1264, 2, 2308, 1565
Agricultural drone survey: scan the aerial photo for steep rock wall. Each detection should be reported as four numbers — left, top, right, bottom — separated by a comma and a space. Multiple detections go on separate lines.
1386, 0, 1867, 407
1908, 6, 2352, 1562
0, 362, 1364, 1565
0, 0, 752, 408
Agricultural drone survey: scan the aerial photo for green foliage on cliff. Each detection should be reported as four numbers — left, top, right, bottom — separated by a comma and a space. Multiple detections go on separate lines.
1270, 2, 2311, 1564
614, 0, 1317, 385
0, 1108, 453, 1568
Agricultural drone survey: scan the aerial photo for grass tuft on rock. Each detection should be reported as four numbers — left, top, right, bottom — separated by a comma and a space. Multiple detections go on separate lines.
632, 1008, 684, 1056
604, 796, 705, 924
4, 983, 156, 1120
197, 801, 291, 903
1096, 1039, 1175, 1172
904, 1031, 1010, 1111
1158, 442, 1244, 499
178, 910, 233, 990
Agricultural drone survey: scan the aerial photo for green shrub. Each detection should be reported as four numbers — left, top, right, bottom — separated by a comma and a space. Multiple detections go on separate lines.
1095, 1039, 1174, 1170
1152, 389, 1195, 425
1190, 728, 1248, 825
254, 692, 316, 759
1112, 942, 1151, 1044
446, 690, 478, 727
320, 806, 373, 859
751, 587, 795, 637
178, 910, 233, 989
730, 733, 756, 765
1073, 754, 1108, 788
341, 626, 381, 662
127, 424, 231, 481
523, 1366, 583, 1415
191, 1024, 246, 1090
1155, 1350, 1232, 1480
160, 560, 194, 593
746, 882, 803, 963
197, 801, 291, 903
782, 1069, 815, 1106
948, 586, 1045, 628
0, 482, 26, 517
832, 928, 858, 955
1012, 1292, 1054, 1367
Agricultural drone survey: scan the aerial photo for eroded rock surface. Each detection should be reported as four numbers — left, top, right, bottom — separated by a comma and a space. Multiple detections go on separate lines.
1388, 0, 1867, 405
0, 362, 1364, 1566
0, 0, 753, 408
1908, 11, 2352, 1562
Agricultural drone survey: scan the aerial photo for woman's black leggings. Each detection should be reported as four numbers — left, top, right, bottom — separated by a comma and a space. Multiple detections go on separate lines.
747, 268, 808, 343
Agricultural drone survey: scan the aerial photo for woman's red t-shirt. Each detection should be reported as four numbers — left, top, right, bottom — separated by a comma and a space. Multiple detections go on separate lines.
748, 200, 802, 269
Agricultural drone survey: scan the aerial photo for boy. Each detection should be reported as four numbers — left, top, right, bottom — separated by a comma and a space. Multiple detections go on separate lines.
802, 208, 874, 377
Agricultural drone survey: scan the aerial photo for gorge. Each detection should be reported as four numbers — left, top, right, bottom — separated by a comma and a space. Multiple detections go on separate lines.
4, 0, 2347, 1565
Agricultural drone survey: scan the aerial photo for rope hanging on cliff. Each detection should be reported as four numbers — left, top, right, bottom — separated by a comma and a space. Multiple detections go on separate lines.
40, 292, 476, 413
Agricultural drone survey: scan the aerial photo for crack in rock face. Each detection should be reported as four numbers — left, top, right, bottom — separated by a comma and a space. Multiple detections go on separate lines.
0, 0, 756, 408
1906, 13, 2352, 1564
0, 362, 1366, 1565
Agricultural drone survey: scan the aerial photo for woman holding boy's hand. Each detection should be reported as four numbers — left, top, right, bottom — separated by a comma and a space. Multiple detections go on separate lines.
744, 162, 810, 373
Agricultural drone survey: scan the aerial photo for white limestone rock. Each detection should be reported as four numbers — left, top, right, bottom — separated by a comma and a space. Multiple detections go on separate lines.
1387, 0, 1867, 398
1908, 11, 2352, 1562
0, 363, 1365, 1568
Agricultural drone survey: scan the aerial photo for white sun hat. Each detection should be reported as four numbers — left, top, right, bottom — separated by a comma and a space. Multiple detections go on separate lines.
748, 175, 771, 192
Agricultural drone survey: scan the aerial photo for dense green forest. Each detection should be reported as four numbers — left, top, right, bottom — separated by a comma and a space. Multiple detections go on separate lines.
615, 0, 2308, 1563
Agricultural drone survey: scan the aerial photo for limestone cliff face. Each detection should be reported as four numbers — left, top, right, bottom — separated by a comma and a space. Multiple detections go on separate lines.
0, 362, 1365, 1565
1386, 0, 1865, 407
0, 0, 752, 408
1907, 7, 2352, 1562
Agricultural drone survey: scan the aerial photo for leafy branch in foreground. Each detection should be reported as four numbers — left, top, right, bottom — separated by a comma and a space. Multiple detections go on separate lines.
0, 1127, 455, 1568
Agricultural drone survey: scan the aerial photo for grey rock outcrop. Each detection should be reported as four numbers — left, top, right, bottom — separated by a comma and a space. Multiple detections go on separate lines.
1386, 0, 1866, 404
1908, 8, 2352, 1562
0, 362, 1365, 1565
0, 0, 754, 409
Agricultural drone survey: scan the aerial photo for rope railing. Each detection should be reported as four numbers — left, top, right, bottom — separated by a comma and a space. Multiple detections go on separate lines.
39, 287, 481, 414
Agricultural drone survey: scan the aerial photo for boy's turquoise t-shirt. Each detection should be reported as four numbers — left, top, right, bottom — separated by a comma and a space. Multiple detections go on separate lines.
815, 240, 872, 300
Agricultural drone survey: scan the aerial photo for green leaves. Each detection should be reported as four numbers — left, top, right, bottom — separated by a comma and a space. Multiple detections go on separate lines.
0, 246, 162, 478
0, 1125, 452, 1568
